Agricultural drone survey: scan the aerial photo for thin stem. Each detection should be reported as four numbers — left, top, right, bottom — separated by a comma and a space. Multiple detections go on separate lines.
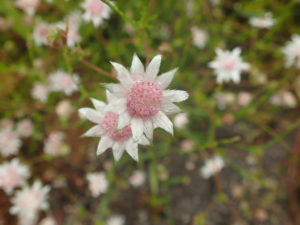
80, 59, 116, 80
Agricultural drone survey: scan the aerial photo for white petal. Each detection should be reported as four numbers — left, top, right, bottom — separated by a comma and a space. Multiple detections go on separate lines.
82, 125, 104, 137
125, 141, 139, 161
131, 117, 144, 141
117, 112, 131, 129
152, 111, 173, 135
156, 68, 177, 89
104, 98, 127, 114
144, 119, 153, 140
112, 142, 125, 161
130, 54, 144, 74
163, 90, 189, 102
111, 62, 133, 87
102, 83, 127, 96
232, 47, 241, 56
79, 108, 103, 123
138, 135, 150, 145
97, 136, 112, 155
161, 102, 181, 114
105, 90, 117, 103
90, 98, 106, 111
146, 55, 162, 80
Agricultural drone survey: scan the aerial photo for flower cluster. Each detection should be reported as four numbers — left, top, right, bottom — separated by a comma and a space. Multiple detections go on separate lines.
79, 54, 189, 161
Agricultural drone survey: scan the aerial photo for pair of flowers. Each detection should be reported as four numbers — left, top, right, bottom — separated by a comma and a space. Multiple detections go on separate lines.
79, 54, 189, 161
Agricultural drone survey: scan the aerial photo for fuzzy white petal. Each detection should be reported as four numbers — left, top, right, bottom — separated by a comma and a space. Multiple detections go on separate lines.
111, 62, 133, 87
79, 108, 103, 123
139, 135, 150, 146
104, 98, 127, 114
161, 102, 181, 114
163, 90, 189, 103
112, 143, 125, 161
90, 98, 106, 111
130, 54, 144, 74
82, 125, 105, 137
125, 140, 139, 161
97, 136, 113, 155
144, 119, 153, 140
156, 68, 177, 89
146, 55, 162, 80
117, 112, 131, 130
152, 111, 173, 135
131, 117, 144, 141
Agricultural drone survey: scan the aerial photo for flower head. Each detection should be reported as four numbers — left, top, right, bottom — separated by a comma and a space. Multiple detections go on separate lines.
48, 70, 79, 96
15, 0, 40, 16
44, 131, 69, 156
16, 119, 34, 138
39, 217, 57, 225
10, 180, 50, 225
31, 82, 49, 103
107, 215, 125, 225
249, 13, 276, 29
104, 54, 189, 142
200, 155, 225, 179
0, 159, 31, 194
86, 172, 108, 197
56, 100, 74, 119
79, 91, 149, 161
174, 113, 188, 129
282, 34, 300, 68
0, 128, 22, 157
33, 22, 50, 46
209, 47, 250, 84
129, 170, 146, 187
191, 26, 208, 49
81, 0, 111, 27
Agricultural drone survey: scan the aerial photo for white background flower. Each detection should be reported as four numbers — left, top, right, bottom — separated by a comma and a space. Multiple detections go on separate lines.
200, 155, 225, 179
282, 34, 300, 68
81, 0, 111, 27
48, 70, 79, 96
209, 47, 250, 84
129, 170, 146, 187
86, 172, 108, 197
249, 13, 276, 29
0, 128, 22, 157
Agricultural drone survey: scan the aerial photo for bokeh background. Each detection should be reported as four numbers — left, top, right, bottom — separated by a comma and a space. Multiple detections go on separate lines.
1, 0, 300, 225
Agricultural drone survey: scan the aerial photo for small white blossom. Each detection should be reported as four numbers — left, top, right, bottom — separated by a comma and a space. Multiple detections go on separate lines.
56, 100, 74, 119
56, 22, 81, 48
44, 131, 69, 156
33, 22, 50, 46
16, 119, 34, 138
39, 217, 57, 225
86, 172, 108, 197
129, 170, 146, 187
191, 26, 208, 49
15, 0, 40, 16
0, 159, 30, 194
237, 92, 252, 106
249, 13, 276, 29
48, 70, 79, 96
180, 139, 195, 152
107, 215, 125, 225
31, 82, 49, 103
200, 155, 225, 179
270, 91, 297, 108
10, 180, 50, 225
282, 34, 300, 68
174, 113, 188, 129
0, 128, 22, 157
81, 0, 111, 27
215, 92, 235, 110
209, 47, 250, 84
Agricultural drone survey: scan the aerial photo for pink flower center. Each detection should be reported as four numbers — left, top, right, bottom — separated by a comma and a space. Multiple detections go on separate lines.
88, 0, 105, 16
101, 112, 132, 141
127, 80, 163, 118
222, 56, 237, 72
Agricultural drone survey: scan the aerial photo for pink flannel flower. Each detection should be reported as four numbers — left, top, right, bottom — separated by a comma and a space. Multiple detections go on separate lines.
0, 128, 22, 157
0, 159, 31, 195
16, 119, 34, 138
249, 13, 276, 29
15, 0, 40, 16
44, 131, 69, 156
48, 70, 79, 96
79, 91, 149, 161
209, 47, 250, 84
10, 180, 50, 225
33, 22, 50, 46
31, 82, 49, 103
86, 172, 108, 197
104, 54, 189, 142
282, 35, 300, 68
81, 0, 111, 27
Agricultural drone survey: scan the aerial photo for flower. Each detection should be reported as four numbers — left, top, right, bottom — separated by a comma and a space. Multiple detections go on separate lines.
0, 159, 30, 195
56, 100, 74, 119
81, 0, 111, 27
48, 70, 79, 96
200, 155, 225, 179
39, 217, 57, 225
16, 119, 34, 138
237, 92, 252, 106
215, 92, 235, 110
0, 128, 22, 157
107, 215, 125, 225
191, 26, 208, 49
15, 0, 40, 16
270, 91, 297, 108
0, 118, 14, 130
31, 82, 49, 103
55, 22, 81, 48
104, 54, 189, 142
33, 22, 50, 46
44, 131, 69, 156
79, 91, 150, 161
129, 170, 146, 187
282, 34, 300, 68
180, 139, 195, 152
209, 48, 250, 84
10, 180, 50, 225
174, 113, 188, 129
249, 13, 276, 29
86, 172, 108, 197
